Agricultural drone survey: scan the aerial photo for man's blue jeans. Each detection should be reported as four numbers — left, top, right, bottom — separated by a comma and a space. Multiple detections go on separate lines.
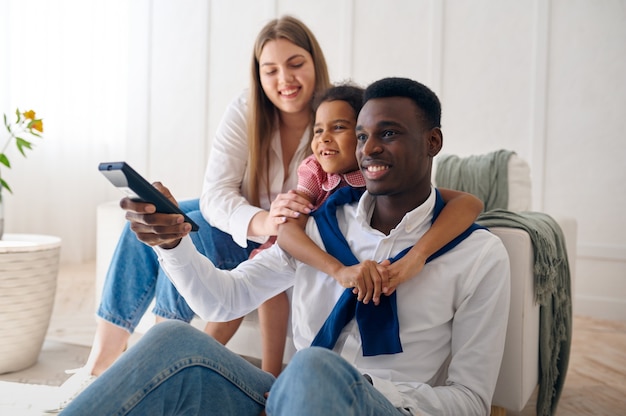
61, 321, 405, 415
97, 199, 260, 332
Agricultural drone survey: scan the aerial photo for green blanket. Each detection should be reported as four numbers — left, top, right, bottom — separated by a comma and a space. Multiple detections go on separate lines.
477, 210, 572, 416
435, 149, 514, 211
436, 150, 572, 415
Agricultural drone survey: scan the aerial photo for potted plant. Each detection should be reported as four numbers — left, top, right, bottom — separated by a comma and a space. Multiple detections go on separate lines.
0, 109, 59, 374
1, 108, 44, 239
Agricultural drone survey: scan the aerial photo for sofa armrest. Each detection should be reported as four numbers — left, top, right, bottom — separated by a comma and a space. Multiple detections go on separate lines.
490, 214, 577, 412
490, 227, 539, 412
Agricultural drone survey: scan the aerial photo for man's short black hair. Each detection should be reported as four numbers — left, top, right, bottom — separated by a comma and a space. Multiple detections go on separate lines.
313, 82, 365, 116
363, 77, 441, 128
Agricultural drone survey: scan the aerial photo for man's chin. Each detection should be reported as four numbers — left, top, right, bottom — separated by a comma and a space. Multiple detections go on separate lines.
365, 186, 387, 196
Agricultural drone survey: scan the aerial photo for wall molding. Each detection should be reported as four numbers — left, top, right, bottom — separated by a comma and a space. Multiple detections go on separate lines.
529, 0, 550, 211
577, 243, 626, 262
574, 295, 626, 322
428, 0, 444, 94
126, 0, 152, 174
344, 0, 355, 77
203, 1, 213, 166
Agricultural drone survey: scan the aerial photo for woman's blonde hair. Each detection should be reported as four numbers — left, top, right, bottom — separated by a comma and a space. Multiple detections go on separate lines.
247, 15, 331, 207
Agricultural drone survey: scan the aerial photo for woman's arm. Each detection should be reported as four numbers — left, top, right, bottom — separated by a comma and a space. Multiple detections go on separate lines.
199, 93, 260, 247
382, 188, 483, 294
199, 92, 311, 246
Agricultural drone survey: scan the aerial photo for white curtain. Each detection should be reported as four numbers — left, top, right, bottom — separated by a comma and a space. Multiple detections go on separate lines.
1, 0, 130, 263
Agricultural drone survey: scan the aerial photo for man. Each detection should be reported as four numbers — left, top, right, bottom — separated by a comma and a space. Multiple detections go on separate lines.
62, 77, 510, 415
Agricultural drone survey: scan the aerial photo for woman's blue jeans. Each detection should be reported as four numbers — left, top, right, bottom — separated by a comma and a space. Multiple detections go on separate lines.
97, 199, 260, 332
61, 321, 405, 415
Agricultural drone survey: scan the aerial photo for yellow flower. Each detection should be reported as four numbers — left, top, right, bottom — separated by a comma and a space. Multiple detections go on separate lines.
30, 119, 44, 133
1, 107, 46, 195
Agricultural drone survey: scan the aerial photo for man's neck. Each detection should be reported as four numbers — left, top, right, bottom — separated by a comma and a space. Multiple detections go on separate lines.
369, 189, 431, 235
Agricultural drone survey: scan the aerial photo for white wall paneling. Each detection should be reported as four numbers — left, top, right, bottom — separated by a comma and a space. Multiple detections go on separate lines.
144, 0, 210, 199
529, 0, 550, 211
576, 244, 626, 321
125, 0, 152, 175
3, 0, 625, 321
428, 0, 444, 95
544, 0, 626, 320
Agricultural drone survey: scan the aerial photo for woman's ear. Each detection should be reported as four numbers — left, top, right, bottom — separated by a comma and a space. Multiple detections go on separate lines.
427, 127, 443, 157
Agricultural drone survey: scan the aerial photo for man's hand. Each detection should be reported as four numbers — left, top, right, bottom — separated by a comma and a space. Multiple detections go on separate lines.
120, 182, 192, 249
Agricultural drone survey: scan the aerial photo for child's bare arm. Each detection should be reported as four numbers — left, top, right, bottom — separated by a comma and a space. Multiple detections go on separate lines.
277, 215, 343, 278
277, 208, 387, 305
383, 188, 483, 294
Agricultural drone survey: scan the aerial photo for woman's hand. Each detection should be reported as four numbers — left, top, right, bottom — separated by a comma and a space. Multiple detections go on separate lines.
261, 189, 314, 236
120, 182, 192, 249
270, 190, 314, 225
248, 190, 314, 237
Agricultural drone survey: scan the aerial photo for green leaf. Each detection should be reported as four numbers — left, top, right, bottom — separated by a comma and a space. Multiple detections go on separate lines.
15, 137, 33, 157
30, 130, 42, 138
15, 108, 21, 124
3, 113, 11, 133
0, 176, 12, 194
0, 153, 10, 168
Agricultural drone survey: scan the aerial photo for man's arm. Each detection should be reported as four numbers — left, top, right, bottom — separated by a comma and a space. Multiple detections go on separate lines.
120, 183, 295, 322
154, 237, 294, 322
378, 236, 511, 415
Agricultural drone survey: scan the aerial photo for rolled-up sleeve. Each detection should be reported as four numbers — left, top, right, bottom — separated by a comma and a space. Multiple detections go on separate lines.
199, 92, 264, 247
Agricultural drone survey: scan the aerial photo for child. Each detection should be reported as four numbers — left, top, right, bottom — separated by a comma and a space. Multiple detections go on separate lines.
277, 83, 484, 304
256, 83, 482, 376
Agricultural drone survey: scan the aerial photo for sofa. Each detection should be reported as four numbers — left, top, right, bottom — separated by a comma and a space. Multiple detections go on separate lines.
96, 151, 577, 415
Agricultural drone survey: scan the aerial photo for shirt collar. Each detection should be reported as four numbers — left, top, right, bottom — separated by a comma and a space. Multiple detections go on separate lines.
321, 170, 366, 193
355, 186, 437, 234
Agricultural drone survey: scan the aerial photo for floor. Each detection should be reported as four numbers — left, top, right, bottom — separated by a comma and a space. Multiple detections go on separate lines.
0, 261, 625, 415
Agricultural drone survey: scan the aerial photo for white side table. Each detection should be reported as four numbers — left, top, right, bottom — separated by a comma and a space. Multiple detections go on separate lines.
0, 234, 62, 374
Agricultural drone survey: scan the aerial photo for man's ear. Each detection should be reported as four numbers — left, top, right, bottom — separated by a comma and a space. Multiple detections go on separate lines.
427, 127, 443, 157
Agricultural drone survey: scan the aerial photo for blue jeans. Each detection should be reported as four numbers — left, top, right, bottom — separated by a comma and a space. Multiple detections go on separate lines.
61, 321, 405, 415
97, 199, 260, 332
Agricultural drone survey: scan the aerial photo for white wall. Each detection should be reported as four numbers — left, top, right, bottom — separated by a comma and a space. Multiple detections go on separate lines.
2, 0, 625, 321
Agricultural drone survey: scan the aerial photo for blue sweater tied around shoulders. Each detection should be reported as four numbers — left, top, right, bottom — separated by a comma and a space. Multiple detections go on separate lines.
310, 187, 485, 356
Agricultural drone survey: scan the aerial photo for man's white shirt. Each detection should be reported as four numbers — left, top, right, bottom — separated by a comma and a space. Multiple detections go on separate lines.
156, 188, 511, 415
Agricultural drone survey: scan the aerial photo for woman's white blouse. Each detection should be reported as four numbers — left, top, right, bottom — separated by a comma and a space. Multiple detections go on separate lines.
199, 91, 312, 247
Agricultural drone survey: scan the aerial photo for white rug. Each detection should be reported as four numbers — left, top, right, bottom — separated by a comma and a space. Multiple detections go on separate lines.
0, 340, 89, 415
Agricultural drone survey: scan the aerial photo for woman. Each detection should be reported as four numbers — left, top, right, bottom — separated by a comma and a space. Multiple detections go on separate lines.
48, 15, 330, 412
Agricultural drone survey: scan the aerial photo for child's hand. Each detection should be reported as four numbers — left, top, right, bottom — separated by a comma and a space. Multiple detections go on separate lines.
333, 261, 389, 305
379, 256, 426, 296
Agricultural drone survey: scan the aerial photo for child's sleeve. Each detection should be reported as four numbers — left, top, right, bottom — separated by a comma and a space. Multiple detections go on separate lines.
296, 155, 327, 208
